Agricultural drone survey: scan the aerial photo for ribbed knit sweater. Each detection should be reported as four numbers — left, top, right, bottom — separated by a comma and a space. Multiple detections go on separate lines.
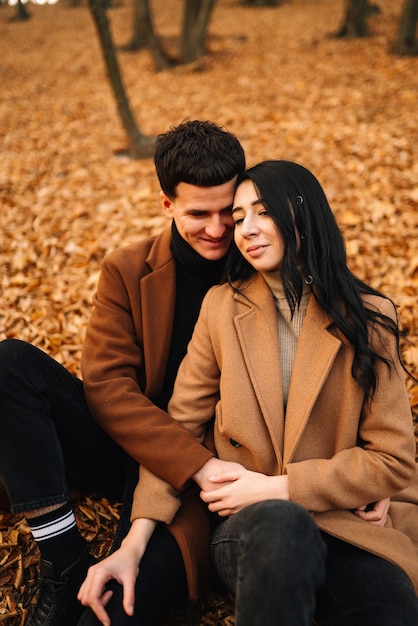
155, 222, 226, 410
262, 272, 311, 406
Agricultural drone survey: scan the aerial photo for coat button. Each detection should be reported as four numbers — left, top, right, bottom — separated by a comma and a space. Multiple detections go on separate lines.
229, 438, 241, 448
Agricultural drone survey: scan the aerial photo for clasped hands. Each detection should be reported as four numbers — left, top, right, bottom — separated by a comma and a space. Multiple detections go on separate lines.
195, 458, 390, 524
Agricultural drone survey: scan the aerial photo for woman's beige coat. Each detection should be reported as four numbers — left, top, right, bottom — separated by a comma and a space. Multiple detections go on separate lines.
133, 273, 418, 597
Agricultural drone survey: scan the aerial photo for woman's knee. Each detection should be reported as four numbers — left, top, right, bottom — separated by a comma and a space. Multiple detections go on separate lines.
240, 500, 318, 544
212, 500, 326, 601
215, 500, 325, 570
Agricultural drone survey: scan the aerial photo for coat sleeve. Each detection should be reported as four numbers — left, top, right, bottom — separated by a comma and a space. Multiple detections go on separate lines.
81, 243, 213, 490
131, 290, 221, 522
286, 297, 416, 512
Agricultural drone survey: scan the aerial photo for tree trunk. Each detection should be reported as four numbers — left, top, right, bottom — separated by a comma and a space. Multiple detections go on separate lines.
121, 0, 175, 70
180, 0, 217, 64
11, 0, 30, 22
121, 0, 150, 51
88, 0, 156, 158
392, 0, 418, 55
335, 0, 371, 37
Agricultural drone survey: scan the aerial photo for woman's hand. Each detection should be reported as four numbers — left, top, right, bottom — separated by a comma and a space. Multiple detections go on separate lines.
200, 468, 289, 516
77, 518, 156, 626
354, 497, 390, 526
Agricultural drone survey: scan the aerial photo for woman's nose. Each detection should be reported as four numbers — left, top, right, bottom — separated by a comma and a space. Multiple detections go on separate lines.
241, 216, 258, 238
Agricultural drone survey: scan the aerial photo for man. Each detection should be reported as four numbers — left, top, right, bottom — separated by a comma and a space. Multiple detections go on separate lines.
0, 120, 246, 626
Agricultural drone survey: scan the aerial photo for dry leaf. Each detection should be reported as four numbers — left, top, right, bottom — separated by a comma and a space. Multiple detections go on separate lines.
1, 0, 417, 623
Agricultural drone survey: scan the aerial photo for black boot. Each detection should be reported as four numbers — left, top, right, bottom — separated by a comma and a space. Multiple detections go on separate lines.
27, 546, 93, 626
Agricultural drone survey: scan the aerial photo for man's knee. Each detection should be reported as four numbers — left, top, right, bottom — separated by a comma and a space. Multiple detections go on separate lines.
0, 339, 34, 380
0, 338, 26, 358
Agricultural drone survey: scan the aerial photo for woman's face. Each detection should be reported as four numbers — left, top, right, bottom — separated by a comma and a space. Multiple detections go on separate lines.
232, 179, 285, 273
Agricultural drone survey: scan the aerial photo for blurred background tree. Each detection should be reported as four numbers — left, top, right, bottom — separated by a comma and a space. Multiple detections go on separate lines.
392, 0, 418, 54
88, 0, 157, 157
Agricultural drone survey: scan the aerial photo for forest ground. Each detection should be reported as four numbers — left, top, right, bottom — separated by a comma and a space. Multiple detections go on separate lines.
0, 0, 417, 623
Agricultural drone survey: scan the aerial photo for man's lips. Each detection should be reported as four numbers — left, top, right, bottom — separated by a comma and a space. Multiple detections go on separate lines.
201, 235, 231, 245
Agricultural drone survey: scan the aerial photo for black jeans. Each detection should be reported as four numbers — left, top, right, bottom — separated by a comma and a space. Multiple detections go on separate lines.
0, 339, 127, 511
211, 500, 418, 626
0, 339, 188, 625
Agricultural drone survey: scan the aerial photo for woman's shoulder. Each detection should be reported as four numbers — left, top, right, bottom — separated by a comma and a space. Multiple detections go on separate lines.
204, 282, 234, 304
202, 276, 272, 320
362, 292, 397, 321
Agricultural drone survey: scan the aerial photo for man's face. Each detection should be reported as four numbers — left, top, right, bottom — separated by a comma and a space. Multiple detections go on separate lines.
161, 178, 236, 261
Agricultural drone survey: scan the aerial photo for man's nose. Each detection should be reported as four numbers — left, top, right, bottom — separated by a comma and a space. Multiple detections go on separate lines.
206, 215, 230, 237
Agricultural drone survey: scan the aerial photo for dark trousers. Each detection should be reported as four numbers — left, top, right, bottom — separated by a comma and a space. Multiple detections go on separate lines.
79, 462, 188, 626
0, 339, 188, 625
0, 339, 126, 511
211, 500, 418, 626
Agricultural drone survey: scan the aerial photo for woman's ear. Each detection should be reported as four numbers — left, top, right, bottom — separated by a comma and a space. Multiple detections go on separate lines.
160, 191, 174, 218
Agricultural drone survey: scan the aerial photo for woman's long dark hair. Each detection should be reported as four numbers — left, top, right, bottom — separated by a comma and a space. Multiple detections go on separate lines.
226, 160, 405, 400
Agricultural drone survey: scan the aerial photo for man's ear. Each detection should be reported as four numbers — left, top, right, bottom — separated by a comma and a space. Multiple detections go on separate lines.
160, 191, 174, 218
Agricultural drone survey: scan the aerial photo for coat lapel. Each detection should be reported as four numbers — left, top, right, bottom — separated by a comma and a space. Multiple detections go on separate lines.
234, 278, 343, 469
283, 296, 342, 465
233, 276, 286, 467
141, 228, 176, 397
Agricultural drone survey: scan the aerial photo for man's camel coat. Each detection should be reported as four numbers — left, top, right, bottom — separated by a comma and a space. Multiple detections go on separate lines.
81, 227, 214, 485
80, 228, 218, 596
133, 273, 418, 598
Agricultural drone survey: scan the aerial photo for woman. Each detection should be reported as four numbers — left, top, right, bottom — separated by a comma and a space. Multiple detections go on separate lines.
79, 161, 418, 626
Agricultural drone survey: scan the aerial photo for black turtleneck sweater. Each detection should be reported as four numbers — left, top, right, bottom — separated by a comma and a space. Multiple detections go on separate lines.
154, 222, 226, 411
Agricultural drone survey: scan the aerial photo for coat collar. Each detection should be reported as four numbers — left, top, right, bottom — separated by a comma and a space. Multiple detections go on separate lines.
140, 227, 176, 397
232, 274, 342, 466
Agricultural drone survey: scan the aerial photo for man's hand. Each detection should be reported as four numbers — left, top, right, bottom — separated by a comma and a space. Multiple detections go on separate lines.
354, 497, 390, 527
77, 518, 156, 626
193, 458, 245, 491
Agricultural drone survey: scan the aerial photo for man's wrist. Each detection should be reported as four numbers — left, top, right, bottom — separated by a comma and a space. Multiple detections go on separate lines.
192, 457, 216, 488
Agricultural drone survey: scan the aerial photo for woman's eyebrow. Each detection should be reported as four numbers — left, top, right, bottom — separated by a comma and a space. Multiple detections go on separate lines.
232, 198, 264, 213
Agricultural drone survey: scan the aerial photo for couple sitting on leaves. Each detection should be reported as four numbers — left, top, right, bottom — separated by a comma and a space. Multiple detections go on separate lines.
0, 121, 417, 626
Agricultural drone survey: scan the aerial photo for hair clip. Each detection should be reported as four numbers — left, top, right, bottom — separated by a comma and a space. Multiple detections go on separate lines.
296, 195, 304, 204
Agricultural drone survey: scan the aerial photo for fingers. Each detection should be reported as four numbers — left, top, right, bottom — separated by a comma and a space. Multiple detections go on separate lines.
355, 507, 377, 520
354, 506, 385, 526
78, 563, 116, 626
200, 486, 228, 503
354, 497, 390, 527
78, 586, 113, 626
207, 470, 241, 483
372, 497, 390, 525
93, 590, 113, 626
121, 579, 136, 617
